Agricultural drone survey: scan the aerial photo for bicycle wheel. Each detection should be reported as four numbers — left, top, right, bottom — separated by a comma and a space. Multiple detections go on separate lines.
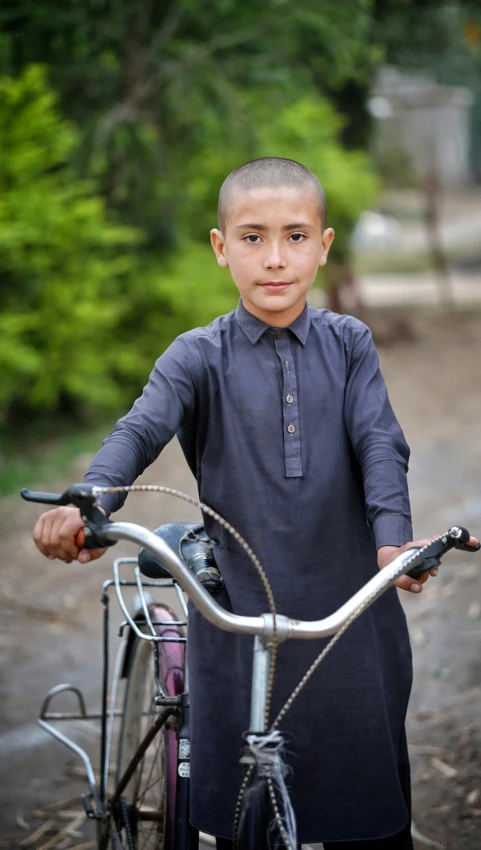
114, 604, 185, 850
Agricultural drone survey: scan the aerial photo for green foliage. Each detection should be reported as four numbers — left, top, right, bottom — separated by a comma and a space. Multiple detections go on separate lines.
109, 246, 239, 396
0, 1, 386, 446
0, 65, 242, 440
0, 0, 376, 246
0, 63, 379, 443
0, 66, 139, 435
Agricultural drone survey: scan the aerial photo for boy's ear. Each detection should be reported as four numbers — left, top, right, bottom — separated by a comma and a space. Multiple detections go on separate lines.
318, 227, 335, 268
210, 229, 229, 268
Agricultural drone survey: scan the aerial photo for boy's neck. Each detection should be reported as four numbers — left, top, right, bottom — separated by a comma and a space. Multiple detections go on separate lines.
240, 297, 307, 328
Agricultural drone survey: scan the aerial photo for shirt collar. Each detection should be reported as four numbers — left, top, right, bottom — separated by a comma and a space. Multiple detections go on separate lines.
235, 299, 310, 346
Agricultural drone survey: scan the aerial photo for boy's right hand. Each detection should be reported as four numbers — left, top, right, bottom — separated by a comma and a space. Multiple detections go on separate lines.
33, 506, 108, 564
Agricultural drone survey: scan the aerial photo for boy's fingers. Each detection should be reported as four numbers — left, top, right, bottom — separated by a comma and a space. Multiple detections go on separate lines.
45, 513, 70, 561
33, 506, 107, 564
78, 547, 108, 564
44, 512, 64, 559
33, 514, 54, 560
58, 515, 82, 561
394, 575, 423, 594
34, 507, 82, 562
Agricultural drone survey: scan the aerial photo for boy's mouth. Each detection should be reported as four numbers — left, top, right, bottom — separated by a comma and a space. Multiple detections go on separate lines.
261, 281, 291, 292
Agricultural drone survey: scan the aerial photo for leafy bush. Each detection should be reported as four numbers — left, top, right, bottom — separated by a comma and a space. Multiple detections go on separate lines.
109, 246, 239, 397
0, 65, 240, 441
0, 66, 138, 437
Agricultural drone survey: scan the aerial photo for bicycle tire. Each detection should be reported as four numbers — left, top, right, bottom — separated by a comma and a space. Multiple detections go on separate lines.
113, 604, 185, 850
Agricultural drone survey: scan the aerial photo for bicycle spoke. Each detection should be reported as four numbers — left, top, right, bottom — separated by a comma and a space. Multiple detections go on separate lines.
139, 827, 162, 850
137, 748, 163, 805
137, 734, 163, 804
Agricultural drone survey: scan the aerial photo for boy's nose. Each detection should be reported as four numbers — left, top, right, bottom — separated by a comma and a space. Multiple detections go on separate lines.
264, 241, 287, 270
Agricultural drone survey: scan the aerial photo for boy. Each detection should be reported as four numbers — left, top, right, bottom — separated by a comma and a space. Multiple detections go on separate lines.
34, 158, 435, 849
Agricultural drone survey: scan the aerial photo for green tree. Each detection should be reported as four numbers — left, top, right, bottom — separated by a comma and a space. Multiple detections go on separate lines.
0, 0, 376, 246
0, 5, 385, 441
0, 65, 138, 436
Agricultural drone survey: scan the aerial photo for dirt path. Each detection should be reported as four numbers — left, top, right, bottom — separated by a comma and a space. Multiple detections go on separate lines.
1, 309, 480, 849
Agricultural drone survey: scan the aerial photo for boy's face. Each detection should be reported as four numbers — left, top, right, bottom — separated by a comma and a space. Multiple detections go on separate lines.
210, 185, 334, 326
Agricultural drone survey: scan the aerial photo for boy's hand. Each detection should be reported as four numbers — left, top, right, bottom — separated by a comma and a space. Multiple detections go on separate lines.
378, 534, 480, 594
378, 539, 440, 594
33, 506, 108, 564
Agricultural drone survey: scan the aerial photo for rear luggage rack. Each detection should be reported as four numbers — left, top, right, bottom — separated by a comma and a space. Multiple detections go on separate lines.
36, 557, 188, 816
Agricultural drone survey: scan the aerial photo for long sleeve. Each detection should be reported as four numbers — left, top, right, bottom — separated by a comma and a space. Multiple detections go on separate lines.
343, 325, 412, 549
83, 337, 199, 514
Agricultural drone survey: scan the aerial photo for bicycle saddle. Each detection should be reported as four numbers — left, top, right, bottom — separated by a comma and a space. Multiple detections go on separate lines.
138, 522, 224, 593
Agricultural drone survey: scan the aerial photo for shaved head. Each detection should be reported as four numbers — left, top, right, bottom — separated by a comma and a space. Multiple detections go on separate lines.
218, 157, 327, 232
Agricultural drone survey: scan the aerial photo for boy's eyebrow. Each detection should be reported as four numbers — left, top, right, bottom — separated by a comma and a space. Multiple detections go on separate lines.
283, 222, 315, 231
235, 222, 315, 231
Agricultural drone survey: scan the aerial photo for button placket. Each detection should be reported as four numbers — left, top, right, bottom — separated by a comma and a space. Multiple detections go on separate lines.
274, 332, 302, 478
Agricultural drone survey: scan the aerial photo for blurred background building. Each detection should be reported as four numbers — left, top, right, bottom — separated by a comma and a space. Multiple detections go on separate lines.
371, 67, 473, 188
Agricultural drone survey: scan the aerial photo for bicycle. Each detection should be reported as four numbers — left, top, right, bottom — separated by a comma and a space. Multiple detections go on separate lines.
21, 482, 479, 850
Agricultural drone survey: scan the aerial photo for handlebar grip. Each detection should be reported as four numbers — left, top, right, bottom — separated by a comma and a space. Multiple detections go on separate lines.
75, 527, 111, 550
75, 528, 102, 550
21, 488, 63, 505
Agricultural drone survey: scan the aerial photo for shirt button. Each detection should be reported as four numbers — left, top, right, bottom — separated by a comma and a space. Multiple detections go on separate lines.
275, 330, 283, 338
285, 394, 293, 404
287, 424, 296, 433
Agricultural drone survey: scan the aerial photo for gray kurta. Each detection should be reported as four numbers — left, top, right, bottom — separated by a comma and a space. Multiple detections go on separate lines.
84, 301, 413, 843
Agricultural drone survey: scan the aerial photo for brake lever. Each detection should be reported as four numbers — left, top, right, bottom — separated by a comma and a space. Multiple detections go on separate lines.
405, 550, 441, 580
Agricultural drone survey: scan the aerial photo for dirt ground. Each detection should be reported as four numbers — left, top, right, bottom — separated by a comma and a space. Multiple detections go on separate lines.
0, 307, 480, 850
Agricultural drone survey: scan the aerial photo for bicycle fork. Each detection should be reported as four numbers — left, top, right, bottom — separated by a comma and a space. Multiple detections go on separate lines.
172, 630, 274, 850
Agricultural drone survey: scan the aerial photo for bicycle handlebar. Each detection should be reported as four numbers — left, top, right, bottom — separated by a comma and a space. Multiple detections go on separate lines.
21, 484, 480, 642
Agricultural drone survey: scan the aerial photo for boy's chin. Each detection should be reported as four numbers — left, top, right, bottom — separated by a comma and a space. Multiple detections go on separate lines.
257, 288, 309, 308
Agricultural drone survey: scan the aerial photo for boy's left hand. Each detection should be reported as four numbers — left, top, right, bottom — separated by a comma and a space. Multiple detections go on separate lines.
377, 534, 479, 594
378, 541, 434, 594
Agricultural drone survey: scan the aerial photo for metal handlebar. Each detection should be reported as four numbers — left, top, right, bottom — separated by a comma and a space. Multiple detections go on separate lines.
21, 485, 479, 642
103, 521, 477, 641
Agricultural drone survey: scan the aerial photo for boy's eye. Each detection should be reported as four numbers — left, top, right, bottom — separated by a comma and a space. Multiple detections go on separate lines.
288, 232, 306, 243
243, 234, 261, 243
